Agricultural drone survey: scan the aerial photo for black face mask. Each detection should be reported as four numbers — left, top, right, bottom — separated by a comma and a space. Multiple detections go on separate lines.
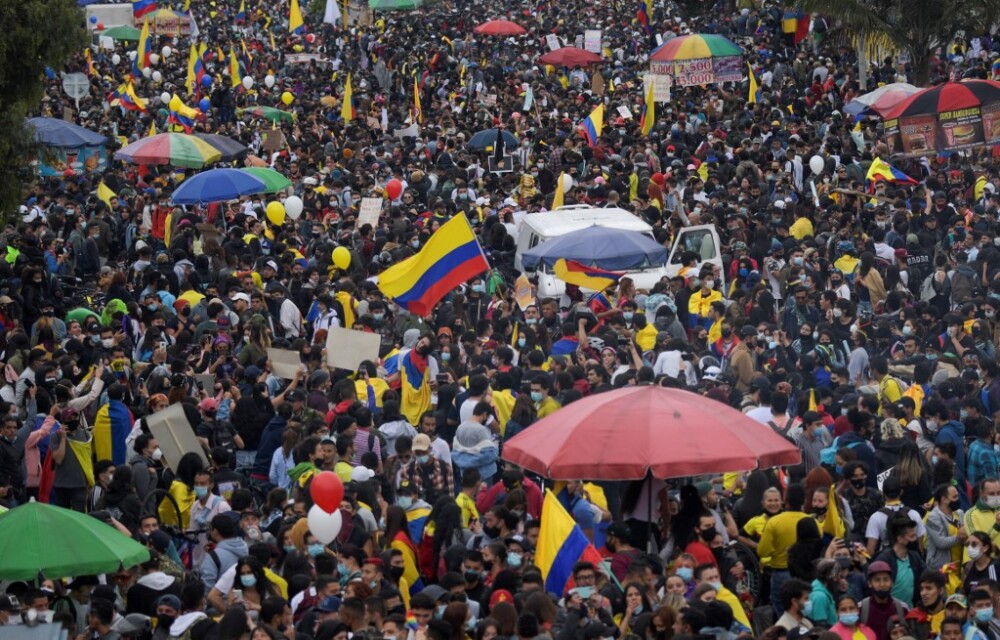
157, 615, 176, 631
483, 525, 501, 539
849, 478, 866, 489
721, 329, 733, 339
388, 566, 404, 582
949, 499, 961, 511
699, 527, 717, 542
812, 505, 828, 516
464, 570, 480, 584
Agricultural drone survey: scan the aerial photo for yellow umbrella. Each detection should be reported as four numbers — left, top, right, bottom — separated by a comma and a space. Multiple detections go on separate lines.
178, 290, 205, 305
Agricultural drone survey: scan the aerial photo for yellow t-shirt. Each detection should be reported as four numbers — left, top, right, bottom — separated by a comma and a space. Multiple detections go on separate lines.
456, 492, 479, 528
334, 461, 353, 484
537, 396, 561, 419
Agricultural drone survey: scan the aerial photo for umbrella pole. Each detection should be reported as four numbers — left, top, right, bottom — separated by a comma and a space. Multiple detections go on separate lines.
645, 471, 657, 554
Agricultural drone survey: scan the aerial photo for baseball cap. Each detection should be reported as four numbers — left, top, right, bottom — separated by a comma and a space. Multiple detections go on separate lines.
316, 596, 342, 613
945, 594, 968, 609
703, 366, 722, 381
265, 260, 279, 271
867, 561, 892, 577
198, 397, 218, 413
351, 466, 375, 482
232, 292, 251, 304
421, 585, 448, 602
0, 594, 20, 612
412, 433, 432, 452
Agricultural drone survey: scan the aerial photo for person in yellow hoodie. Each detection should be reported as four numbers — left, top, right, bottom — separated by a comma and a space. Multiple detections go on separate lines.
688, 275, 723, 333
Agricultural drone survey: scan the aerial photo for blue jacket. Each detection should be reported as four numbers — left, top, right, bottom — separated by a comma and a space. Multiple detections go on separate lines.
936, 420, 967, 484
252, 414, 287, 478
838, 432, 879, 487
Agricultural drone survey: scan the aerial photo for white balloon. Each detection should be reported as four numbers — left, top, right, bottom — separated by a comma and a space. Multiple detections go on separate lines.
141, 66, 152, 78
148, 53, 159, 65
809, 155, 825, 175
161, 46, 171, 58
284, 195, 304, 219
307, 505, 343, 544
160, 91, 171, 104
264, 74, 276, 89
111, 54, 121, 65
562, 175, 573, 193
242, 76, 254, 90
127, 51, 137, 61
152, 70, 162, 82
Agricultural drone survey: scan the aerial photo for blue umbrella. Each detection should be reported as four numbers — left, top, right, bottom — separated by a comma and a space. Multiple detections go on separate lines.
27, 117, 107, 147
171, 168, 266, 204
467, 128, 519, 151
521, 226, 668, 271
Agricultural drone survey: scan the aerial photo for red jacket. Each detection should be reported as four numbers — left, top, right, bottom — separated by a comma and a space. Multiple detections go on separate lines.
476, 477, 543, 518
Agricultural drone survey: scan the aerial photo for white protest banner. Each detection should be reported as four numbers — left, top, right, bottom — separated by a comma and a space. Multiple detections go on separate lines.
267, 348, 304, 380
643, 73, 672, 102
326, 326, 381, 371
545, 34, 561, 51
357, 197, 383, 229
146, 402, 208, 470
617, 105, 633, 119
584, 30, 602, 54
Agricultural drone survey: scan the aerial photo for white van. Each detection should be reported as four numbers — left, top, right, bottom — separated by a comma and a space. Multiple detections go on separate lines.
514, 205, 723, 297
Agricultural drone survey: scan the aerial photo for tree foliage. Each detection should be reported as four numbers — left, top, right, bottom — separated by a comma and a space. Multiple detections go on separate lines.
795, 0, 1000, 86
0, 0, 87, 219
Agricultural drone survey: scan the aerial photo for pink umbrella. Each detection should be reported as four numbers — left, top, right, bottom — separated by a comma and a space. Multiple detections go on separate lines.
473, 20, 526, 36
537, 47, 602, 67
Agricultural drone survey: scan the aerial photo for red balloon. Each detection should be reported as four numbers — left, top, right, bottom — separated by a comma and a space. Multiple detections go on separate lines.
96, 22, 104, 30
310, 471, 344, 513
306, 33, 316, 43
385, 179, 403, 200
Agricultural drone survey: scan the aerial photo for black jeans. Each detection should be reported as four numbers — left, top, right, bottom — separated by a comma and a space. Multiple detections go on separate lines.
53, 487, 88, 512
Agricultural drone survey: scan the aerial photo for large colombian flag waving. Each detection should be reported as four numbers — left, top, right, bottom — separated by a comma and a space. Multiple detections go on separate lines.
536, 490, 604, 595
377, 213, 489, 316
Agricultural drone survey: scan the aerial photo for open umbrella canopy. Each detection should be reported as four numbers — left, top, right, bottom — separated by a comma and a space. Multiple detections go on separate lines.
0, 501, 150, 580
171, 168, 267, 204
193, 133, 249, 161
241, 167, 293, 193
881, 80, 1000, 119
474, 19, 526, 35
238, 106, 296, 124
521, 225, 668, 271
467, 128, 519, 151
115, 133, 222, 169
27, 117, 107, 148
844, 82, 920, 116
649, 34, 741, 62
100, 25, 142, 41
502, 386, 801, 479
537, 47, 602, 66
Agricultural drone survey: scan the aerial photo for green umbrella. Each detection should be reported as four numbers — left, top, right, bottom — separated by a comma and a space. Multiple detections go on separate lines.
237, 106, 295, 124
0, 502, 150, 580
369, 0, 422, 10
100, 25, 142, 41
241, 167, 293, 193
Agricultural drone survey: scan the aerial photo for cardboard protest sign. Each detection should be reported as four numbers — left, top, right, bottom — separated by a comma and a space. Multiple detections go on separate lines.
146, 403, 208, 470
267, 348, 304, 379
325, 326, 380, 371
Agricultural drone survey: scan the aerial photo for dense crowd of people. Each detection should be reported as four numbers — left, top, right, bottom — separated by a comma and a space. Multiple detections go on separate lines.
7, 0, 1000, 639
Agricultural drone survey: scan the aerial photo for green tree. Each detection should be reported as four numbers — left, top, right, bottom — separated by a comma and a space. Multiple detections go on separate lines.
0, 0, 87, 219
795, 0, 1000, 86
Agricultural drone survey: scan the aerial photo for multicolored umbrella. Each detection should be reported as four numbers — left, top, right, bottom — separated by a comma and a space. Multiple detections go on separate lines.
193, 133, 249, 162
114, 133, 222, 169
237, 106, 295, 124
99, 25, 141, 41
474, 20, 526, 36
537, 47, 601, 67
881, 80, 1000, 119
241, 167, 293, 193
170, 168, 266, 204
844, 82, 920, 116
649, 34, 741, 62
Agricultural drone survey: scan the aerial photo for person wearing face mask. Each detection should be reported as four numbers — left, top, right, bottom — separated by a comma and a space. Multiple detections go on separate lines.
829, 594, 877, 640
966, 589, 995, 638
188, 469, 232, 569
687, 272, 722, 337
200, 514, 248, 591
962, 532, 1000, 594
925, 484, 967, 570
774, 578, 814, 631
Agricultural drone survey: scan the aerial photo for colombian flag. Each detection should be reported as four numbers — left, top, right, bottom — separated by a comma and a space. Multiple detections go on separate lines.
132, 0, 157, 20
341, 73, 356, 121
235, 0, 246, 23
866, 157, 918, 189
399, 349, 431, 425
118, 81, 148, 112
636, 0, 652, 35
132, 19, 152, 78
553, 258, 622, 291
821, 484, 846, 539
580, 104, 603, 146
376, 213, 489, 316
536, 490, 604, 595
640, 85, 655, 136
289, 0, 304, 34
748, 62, 760, 104
168, 95, 200, 133
85, 49, 97, 77
229, 47, 241, 89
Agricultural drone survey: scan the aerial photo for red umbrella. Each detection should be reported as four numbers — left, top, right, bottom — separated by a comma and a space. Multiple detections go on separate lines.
502, 386, 801, 479
474, 20, 526, 36
537, 47, 602, 67
881, 80, 1000, 120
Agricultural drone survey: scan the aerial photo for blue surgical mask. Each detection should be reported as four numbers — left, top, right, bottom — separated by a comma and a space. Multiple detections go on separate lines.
471, 283, 485, 293
802, 600, 813, 618
902, 325, 912, 336
441, 352, 451, 362
398, 496, 413, 509
284, 544, 297, 554
508, 552, 522, 568
436, 605, 446, 618
709, 581, 723, 592
835, 464, 843, 475
623, 311, 634, 321
574, 586, 594, 599
932, 455, 939, 466
240, 575, 257, 588
525, 318, 538, 325
308, 543, 325, 557
194, 486, 209, 499
633, 605, 643, 615
417, 454, 430, 465
517, 337, 526, 347
975, 608, 993, 623
768, 340, 778, 349
373, 313, 384, 321
530, 391, 543, 402
337, 562, 349, 576
961, 410, 969, 420
676, 566, 693, 582
839, 613, 859, 626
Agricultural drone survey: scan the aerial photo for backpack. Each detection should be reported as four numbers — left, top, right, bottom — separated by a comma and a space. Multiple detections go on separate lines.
820, 435, 866, 466
767, 416, 794, 441
169, 616, 218, 640
860, 597, 907, 629
951, 266, 979, 303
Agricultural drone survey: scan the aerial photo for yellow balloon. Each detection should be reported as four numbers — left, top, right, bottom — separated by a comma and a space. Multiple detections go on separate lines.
168, 95, 183, 112
332, 246, 351, 270
281, 91, 294, 106
266, 201, 286, 226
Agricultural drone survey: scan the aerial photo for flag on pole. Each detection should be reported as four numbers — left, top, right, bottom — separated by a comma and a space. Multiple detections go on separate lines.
84, 49, 97, 77
132, 0, 157, 20
580, 104, 603, 146
186, 44, 198, 94
229, 47, 241, 89
235, 0, 246, 23
289, 0, 305, 34
535, 490, 605, 595
132, 19, 151, 78
97, 182, 117, 208
748, 62, 760, 104
341, 73, 355, 121
866, 158, 918, 188
324, 0, 342, 25
640, 86, 655, 136
636, 0, 653, 35
551, 173, 567, 209
413, 77, 423, 124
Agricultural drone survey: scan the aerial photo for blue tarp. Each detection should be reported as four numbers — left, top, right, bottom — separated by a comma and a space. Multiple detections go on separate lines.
27, 117, 107, 148
521, 225, 669, 271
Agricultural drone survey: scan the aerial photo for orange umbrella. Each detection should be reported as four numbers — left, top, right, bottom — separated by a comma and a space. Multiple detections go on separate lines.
245, 155, 268, 167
